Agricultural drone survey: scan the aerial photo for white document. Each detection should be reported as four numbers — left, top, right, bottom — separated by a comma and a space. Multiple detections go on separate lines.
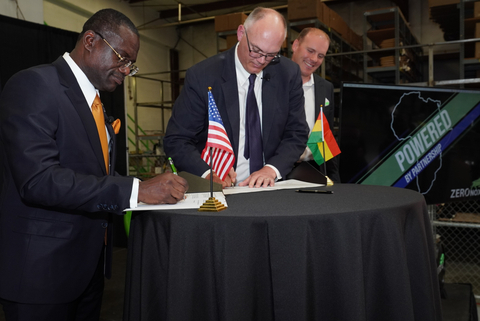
222, 179, 324, 195
125, 192, 227, 211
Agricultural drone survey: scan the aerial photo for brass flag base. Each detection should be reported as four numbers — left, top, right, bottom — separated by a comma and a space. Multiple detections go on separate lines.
198, 197, 227, 212
325, 176, 334, 186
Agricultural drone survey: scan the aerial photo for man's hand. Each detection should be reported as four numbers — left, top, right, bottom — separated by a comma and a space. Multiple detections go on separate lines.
206, 168, 237, 188
238, 166, 276, 188
138, 173, 188, 204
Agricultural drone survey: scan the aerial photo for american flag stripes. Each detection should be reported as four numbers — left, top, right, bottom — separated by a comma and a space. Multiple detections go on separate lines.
201, 89, 235, 181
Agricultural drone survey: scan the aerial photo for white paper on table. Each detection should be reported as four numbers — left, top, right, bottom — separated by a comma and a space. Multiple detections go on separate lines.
125, 191, 227, 211
222, 179, 324, 195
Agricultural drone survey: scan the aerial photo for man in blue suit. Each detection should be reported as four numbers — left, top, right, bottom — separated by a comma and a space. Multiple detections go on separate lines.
0, 9, 187, 321
290, 27, 340, 182
164, 7, 309, 188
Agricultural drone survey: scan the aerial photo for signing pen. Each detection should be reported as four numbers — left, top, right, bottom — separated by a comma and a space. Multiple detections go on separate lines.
296, 189, 333, 194
168, 157, 178, 175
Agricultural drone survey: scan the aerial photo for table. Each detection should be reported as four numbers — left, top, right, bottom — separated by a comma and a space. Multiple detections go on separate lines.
123, 184, 442, 321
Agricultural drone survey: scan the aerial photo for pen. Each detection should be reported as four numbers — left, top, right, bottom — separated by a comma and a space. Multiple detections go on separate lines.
168, 157, 185, 200
296, 189, 333, 194
168, 157, 178, 175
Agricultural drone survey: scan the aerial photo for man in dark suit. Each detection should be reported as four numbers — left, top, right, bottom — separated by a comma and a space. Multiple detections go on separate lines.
290, 27, 340, 182
164, 7, 309, 188
0, 9, 187, 321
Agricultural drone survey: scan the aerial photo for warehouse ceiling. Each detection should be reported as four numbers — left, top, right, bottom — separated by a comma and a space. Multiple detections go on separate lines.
127, 0, 410, 27
128, 0, 287, 22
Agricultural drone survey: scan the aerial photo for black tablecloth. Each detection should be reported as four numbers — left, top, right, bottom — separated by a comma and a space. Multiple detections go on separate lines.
123, 184, 442, 321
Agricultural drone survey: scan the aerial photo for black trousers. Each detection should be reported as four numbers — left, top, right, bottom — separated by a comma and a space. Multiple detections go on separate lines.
0, 249, 105, 321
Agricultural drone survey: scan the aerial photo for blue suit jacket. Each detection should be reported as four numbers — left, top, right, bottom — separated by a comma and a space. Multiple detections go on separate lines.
0, 57, 133, 304
164, 46, 309, 179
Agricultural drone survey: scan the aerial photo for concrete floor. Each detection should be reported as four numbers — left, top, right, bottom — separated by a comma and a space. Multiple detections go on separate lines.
100, 247, 127, 321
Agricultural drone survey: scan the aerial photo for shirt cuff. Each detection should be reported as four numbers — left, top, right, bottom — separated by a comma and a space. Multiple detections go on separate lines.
201, 169, 211, 178
265, 164, 281, 181
129, 178, 140, 209
300, 146, 313, 162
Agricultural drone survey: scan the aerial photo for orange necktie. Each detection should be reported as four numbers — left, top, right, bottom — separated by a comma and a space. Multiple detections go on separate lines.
92, 94, 109, 174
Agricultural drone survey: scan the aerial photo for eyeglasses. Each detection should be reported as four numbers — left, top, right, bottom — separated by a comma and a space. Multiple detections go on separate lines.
94, 31, 139, 76
244, 28, 280, 62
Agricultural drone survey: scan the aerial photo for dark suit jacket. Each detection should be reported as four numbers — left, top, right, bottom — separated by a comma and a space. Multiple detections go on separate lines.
164, 46, 309, 179
313, 73, 340, 182
0, 57, 133, 304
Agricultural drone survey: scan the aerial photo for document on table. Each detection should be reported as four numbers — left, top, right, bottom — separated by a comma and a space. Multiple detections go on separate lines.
125, 191, 227, 211
222, 179, 324, 195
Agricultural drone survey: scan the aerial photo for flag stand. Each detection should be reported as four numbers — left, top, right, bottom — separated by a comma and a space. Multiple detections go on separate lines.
325, 176, 334, 186
199, 147, 226, 212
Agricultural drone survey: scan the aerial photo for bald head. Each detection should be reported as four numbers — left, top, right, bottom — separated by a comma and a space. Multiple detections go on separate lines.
237, 7, 286, 74
244, 7, 287, 40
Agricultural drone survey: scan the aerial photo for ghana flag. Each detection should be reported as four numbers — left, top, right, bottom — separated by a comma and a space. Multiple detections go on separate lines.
307, 109, 341, 166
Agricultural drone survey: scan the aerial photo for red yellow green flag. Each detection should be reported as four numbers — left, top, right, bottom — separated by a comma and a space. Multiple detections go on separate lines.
307, 110, 341, 166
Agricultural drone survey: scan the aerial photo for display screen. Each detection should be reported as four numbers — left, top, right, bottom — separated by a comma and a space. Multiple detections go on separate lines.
339, 83, 480, 204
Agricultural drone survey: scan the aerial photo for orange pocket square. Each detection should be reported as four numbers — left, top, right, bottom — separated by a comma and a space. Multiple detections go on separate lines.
112, 119, 121, 134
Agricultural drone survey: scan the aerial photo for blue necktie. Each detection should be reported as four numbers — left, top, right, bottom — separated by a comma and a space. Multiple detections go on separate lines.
244, 74, 263, 172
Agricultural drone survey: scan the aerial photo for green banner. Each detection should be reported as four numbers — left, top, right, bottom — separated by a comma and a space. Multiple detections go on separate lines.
359, 92, 480, 186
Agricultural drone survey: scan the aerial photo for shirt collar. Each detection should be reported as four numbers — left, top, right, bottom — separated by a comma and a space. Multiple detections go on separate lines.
235, 43, 263, 87
62, 52, 98, 107
303, 73, 315, 88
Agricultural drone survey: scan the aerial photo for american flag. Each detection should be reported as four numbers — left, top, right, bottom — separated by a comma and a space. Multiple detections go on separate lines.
201, 89, 235, 181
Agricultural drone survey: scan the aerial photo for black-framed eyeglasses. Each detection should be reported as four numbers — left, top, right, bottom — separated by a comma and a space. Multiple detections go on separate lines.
94, 31, 139, 76
244, 28, 280, 62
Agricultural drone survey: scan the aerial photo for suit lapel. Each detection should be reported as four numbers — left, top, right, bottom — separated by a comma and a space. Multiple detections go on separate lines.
314, 74, 323, 119
221, 48, 240, 159
53, 57, 108, 175
261, 65, 278, 148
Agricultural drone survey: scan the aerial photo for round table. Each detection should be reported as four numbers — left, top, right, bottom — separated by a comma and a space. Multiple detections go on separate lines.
124, 183, 442, 321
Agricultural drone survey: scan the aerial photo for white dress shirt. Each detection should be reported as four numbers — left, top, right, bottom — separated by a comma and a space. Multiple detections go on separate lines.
234, 44, 280, 183
63, 52, 139, 208
201, 45, 281, 184
300, 74, 315, 161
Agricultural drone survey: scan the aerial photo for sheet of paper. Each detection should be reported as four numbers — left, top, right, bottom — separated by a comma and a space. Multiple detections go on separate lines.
222, 179, 324, 195
125, 192, 227, 211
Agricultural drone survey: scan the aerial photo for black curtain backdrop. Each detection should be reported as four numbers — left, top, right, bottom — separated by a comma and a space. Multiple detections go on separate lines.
0, 14, 128, 246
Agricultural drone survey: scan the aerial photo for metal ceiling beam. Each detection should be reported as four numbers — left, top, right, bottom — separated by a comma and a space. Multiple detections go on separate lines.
128, 0, 410, 26
137, 5, 288, 29
155, 0, 283, 20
